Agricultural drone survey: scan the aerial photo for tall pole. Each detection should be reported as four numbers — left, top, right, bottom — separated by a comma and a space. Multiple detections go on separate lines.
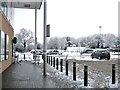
24, 40, 26, 60
99, 26, 102, 38
43, 0, 47, 76
118, 2, 120, 88
99, 26, 102, 48
35, 6, 37, 63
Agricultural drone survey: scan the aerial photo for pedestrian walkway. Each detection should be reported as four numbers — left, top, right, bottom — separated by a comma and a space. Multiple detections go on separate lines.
2, 60, 79, 89
2, 61, 59, 88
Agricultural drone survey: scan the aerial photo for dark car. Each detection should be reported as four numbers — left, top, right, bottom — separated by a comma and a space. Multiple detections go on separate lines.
91, 49, 110, 60
111, 48, 120, 52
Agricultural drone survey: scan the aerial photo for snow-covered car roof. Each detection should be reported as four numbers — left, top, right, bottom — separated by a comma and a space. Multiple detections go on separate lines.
93, 48, 108, 51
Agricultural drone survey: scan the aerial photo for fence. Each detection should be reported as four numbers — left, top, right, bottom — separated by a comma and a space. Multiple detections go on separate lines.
47, 55, 117, 87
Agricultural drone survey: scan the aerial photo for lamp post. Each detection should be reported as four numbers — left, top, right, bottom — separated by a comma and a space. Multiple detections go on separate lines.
43, 0, 47, 76
99, 26, 102, 37
34, 5, 37, 64
99, 26, 102, 48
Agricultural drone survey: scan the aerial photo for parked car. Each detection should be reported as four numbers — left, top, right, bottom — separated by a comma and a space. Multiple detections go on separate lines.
91, 49, 110, 60
111, 48, 120, 52
82, 48, 93, 54
47, 49, 59, 55
30, 49, 42, 55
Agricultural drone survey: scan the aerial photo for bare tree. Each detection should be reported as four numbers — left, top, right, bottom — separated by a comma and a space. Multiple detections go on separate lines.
102, 34, 116, 48
15, 28, 35, 52
47, 37, 60, 49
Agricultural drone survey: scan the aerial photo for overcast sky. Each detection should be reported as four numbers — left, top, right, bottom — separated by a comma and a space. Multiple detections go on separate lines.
14, 0, 119, 43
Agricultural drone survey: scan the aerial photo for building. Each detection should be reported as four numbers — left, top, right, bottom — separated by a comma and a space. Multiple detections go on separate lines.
0, 1, 14, 72
0, 0, 43, 73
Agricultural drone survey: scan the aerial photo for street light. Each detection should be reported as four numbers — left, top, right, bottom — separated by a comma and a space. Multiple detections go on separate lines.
99, 26, 102, 48
34, 5, 37, 64
43, 0, 47, 76
99, 26, 102, 37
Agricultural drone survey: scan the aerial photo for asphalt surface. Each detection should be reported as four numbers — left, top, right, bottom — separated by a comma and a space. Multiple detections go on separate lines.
2, 61, 59, 88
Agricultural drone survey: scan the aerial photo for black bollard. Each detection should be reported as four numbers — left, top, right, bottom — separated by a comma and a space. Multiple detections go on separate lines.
84, 66, 88, 86
49, 56, 50, 64
51, 56, 52, 66
24, 54, 25, 60
66, 60, 68, 76
53, 57, 55, 67
56, 58, 59, 70
60, 59, 63, 72
112, 64, 115, 84
48, 56, 49, 64
47, 56, 48, 63
73, 62, 76, 81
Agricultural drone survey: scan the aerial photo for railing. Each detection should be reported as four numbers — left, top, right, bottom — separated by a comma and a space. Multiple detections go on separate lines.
47, 55, 117, 88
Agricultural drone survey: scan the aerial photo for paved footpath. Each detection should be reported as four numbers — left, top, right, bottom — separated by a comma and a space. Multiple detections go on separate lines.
2, 61, 76, 89
2, 60, 119, 89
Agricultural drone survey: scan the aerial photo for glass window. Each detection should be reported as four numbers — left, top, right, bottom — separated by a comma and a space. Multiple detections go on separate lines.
1, 30, 5, 61
1, 1, 8, 16
6, 34, 9, 60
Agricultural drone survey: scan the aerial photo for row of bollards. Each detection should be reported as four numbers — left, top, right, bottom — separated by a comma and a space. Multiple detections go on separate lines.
47, 56, 116, 86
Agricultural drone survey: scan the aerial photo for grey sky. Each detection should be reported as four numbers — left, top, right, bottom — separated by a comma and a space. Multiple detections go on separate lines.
14, 0, 119, 43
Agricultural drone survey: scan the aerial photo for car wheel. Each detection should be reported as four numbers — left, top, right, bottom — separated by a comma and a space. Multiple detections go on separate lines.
107, 57, 110, 60
91, 57, 94, 59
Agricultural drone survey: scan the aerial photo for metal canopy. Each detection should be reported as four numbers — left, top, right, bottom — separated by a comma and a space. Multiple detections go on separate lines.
2, 0, 43, 9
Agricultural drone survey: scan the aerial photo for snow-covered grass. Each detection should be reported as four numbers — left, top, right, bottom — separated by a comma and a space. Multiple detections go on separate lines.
47, 60, 118, 88
47, 54, 119, 88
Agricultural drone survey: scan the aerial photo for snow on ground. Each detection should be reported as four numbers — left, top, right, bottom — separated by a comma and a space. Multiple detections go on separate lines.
46, 62, 118, 88
16, 51, 119, 62
47, 53, 119, 88
16, 52, 119, 88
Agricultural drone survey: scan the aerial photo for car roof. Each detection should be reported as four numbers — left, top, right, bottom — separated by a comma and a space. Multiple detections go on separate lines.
93, 49, 107, 51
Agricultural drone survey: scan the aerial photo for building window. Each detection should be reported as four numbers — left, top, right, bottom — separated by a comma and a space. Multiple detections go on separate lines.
1, 30, 5, 61
6, 34, 9, 60
1, 1, 8, 16
0, 31, 9, 61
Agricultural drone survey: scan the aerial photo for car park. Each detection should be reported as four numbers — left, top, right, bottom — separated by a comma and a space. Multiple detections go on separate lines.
91, 49, 110, 60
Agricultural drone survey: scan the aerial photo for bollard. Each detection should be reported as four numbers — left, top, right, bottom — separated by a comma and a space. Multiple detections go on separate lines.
51, 56, 52, 66
24, 54, 25, 60
53, 57, 55, 67
84, 66, 88, 86
60, 59, 63, 72
112, 64, 115, 84
47, 56, 48, 63
49, 56, 50, 64
48, 56, 49, 64
56, 58, 59, 70
73, 62, 76, 81
66, 60, 68, 76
